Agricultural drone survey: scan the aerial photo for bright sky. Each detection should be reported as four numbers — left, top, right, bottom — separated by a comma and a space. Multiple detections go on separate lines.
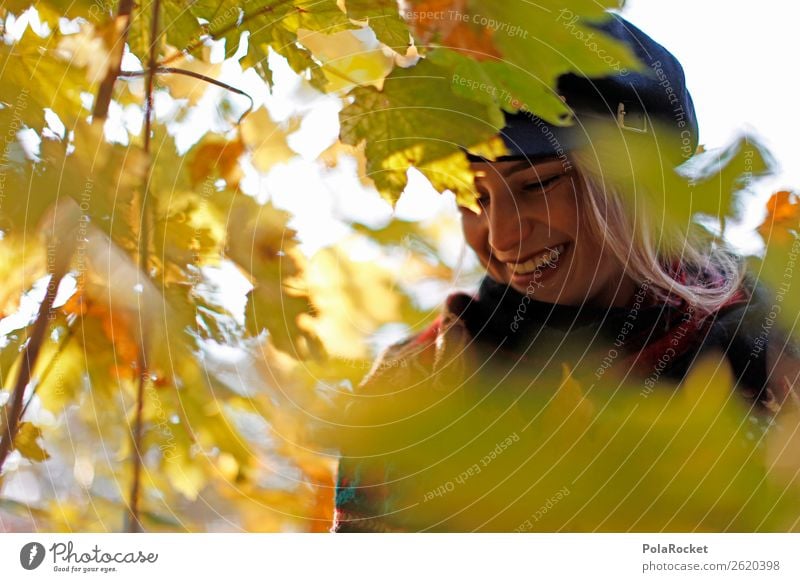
620, 0, 799, 252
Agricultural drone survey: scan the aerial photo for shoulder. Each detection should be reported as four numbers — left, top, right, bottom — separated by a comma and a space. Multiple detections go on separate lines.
710, 272, 800, 411
357, 290, 478, 392
358, 315, 442, 388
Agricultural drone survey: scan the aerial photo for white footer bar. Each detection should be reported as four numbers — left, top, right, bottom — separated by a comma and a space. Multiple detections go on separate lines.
1, 533, 797, 581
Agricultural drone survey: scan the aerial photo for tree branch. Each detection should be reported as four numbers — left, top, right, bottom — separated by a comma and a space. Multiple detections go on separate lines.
126, 0, 161, 534
18, 325, 76, 421
93, 0, 136, 120
0, 250, 71, 485
120, 67, 254, 122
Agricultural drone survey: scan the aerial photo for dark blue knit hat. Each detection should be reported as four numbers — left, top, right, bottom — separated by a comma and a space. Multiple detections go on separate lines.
473, 14, 698, 164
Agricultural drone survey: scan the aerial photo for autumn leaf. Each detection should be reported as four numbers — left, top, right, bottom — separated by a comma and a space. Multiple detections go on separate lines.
302, 242, 415, 359
239, 108, 298, 173
405, 0, 499, 59
160, 54, 224, 105
344, 0, 411, 51
56, 19, 123, 85
758, 190, 800, 244
187, 0, 356, 88
13, 422, 51, 462
340, 53, 504, 204
318, 140, 375, 189
543, 363, 595, 428
296, 28, 395, 92
0, 27, 91, 130
128, 0, 206, 62
212, 191, 321, 355
188, 138, 245, 188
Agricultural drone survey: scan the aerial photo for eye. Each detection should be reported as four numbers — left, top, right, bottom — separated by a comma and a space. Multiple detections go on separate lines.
475, 190, 491, 207
521, 174, 563, 193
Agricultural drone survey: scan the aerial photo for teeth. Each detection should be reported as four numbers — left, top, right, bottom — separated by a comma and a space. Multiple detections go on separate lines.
510, 244, 566, 275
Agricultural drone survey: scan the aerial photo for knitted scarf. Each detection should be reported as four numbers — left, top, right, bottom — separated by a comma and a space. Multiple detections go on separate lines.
440, 262, 751, 387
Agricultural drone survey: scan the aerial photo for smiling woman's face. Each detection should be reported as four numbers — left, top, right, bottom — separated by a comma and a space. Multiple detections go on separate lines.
460, 156, 635, 307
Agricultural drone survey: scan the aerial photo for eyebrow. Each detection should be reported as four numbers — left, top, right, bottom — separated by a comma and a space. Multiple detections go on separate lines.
505, 160, 535, 176
472, 158, 563, 185
504, 159, 562, 178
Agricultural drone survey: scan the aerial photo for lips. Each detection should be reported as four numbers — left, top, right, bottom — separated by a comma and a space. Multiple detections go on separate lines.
504, 243, 568, 276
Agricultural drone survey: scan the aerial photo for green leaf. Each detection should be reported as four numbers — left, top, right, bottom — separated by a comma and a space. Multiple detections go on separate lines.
129, 0, 206, 62
581, 127, 772, 237
339, 53, 505, 204
477, 1, 640, 85
188, 0, 353, 88
344, 0, 410, 50
750, 237, 800, 344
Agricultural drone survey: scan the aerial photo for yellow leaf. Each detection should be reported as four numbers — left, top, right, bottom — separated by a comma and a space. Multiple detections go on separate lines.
14, 422, 50, 462
164, 457, 206, 501
297, 28, 394, 91
239, 108, 297, 173
303, 242, 406, 359
189, 138, 245, 187
160, 56, 223, 104
540, 363, 595, 428
766, 407, 800, 490
318, 140, 375, 189
56, 20, 123, 85
681, 351, 737, 417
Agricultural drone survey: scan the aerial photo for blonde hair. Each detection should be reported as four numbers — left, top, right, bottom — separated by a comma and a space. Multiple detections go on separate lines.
569, 150, 748, 314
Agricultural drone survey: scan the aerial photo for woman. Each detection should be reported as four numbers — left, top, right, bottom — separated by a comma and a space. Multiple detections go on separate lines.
332, 14, 799, 532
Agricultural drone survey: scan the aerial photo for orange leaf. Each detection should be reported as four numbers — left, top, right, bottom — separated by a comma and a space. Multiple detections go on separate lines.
406, 0, 500, 59
189, 139, 245, 189
758, 190, 800, 243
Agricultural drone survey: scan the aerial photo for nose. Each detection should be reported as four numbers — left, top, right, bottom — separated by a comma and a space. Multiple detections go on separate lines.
486, 189, 532, 258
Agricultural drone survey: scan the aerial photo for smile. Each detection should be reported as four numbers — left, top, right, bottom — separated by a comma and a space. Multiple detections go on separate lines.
506, 243, 568, 276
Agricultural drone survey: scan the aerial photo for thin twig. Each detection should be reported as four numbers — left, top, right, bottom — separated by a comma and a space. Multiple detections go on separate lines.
93, 0, 136, 120
126, 0, 161, 534
18, 326, 76, 421
120, 67, 254, 123
0, 256, 71, 485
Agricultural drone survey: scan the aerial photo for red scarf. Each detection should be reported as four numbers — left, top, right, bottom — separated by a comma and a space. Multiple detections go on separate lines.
620, 262, 748, 372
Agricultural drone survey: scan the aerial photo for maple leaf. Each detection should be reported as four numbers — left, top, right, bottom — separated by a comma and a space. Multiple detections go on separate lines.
239, 108, 298, 173
339, 54, 504, 204
13, 422, 51, 462
344, 0, 411, 51
759, 190, 800, 244
0, 28, 92, 131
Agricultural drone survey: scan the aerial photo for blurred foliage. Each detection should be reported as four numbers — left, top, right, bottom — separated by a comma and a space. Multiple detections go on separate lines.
0, 0, 797, 534
330, 353, 800, 531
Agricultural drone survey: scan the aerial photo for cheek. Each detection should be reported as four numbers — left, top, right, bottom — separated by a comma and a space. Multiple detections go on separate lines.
531, 194, 580, 243
461, 214, 490, 261
541, 196, 603, 271
570, 222, 621, 282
